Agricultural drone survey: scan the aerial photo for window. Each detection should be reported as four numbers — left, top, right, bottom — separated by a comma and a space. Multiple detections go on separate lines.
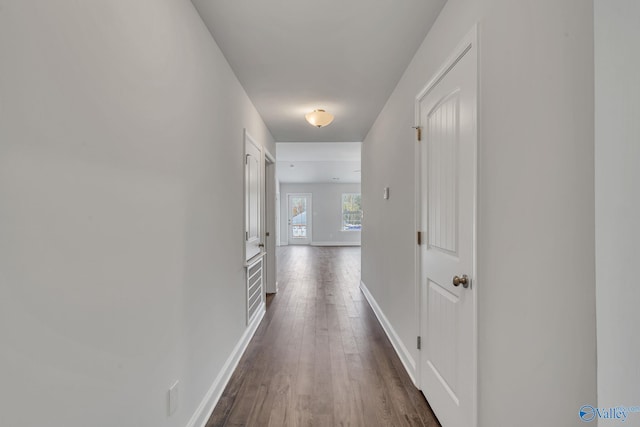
342, 193, 362, 231
289, 195, 308, 238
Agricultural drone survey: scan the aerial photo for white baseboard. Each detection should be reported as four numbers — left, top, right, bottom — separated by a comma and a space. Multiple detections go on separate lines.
311, 241, 361, 247
359, 280, 417, 385
186, 303, 266, 427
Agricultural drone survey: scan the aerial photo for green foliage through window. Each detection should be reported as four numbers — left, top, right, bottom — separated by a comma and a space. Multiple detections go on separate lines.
342, 193, 362, 231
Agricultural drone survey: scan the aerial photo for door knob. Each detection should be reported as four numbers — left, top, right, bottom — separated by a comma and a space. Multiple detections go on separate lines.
452, 274, 469, 288
258, 243, 265, 248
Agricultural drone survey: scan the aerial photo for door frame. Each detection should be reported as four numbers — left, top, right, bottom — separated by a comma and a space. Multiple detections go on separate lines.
414, 24, 478, 427
287, 193, 312, 245
264, 150, 277, 293
244, 129, 263, 262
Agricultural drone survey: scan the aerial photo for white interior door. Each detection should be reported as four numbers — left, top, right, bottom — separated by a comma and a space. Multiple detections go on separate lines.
287, 194, 311, 245
245, 132, 262, 261
418, 29, 477, 427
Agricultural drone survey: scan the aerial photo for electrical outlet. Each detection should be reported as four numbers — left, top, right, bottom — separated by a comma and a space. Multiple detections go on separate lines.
168, 381, 179, 416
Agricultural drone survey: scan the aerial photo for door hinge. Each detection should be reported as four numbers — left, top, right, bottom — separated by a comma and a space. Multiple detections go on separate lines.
412, 126, 422, 142
417, 336, 421, 350
417, 231, 422, 245
245, 231, 248, 240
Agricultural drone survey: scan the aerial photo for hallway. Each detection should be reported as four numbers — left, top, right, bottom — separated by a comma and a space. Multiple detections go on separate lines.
207, 246, 440, 426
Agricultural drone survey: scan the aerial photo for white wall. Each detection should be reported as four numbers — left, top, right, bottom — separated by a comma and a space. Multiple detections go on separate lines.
361, 0, 596, 426
0, 2, 273, 427
595, 0, 640, 413
280, 183, 361, 246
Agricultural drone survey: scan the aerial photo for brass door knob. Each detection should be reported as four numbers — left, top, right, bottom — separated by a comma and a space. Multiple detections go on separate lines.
452, 275, 469, 288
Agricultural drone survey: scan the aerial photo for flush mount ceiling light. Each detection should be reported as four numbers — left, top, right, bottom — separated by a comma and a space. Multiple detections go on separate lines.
305, 109, 334, 128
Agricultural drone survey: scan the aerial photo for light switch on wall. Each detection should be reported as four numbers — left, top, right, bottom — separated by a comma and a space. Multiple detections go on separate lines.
383, 187, 389, 200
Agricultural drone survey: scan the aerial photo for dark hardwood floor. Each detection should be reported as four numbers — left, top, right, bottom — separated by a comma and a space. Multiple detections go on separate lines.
206, 246, 441, 427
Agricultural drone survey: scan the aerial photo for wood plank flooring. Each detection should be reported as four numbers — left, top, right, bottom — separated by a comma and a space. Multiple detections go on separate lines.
206, 246, 441, 427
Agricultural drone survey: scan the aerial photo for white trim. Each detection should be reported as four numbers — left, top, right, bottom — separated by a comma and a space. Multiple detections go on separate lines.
264, 148, 275, 163
264, 148, 277, 294
415, 34, 474, 111
360, 280, 417, 385
186, 304, 266, 427
244, 251, 266, 267
311, 241, 361, 247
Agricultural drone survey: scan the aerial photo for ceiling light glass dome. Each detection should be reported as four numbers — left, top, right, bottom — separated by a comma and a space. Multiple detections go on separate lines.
305, 109, 334, 128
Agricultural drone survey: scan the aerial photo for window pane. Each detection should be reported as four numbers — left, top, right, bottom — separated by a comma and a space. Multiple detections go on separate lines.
291, 197, 307, 238
342, 193, 362, 231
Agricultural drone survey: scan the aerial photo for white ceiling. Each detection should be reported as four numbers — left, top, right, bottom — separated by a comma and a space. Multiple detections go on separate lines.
192, 0, 447, 142
277, 142, 361, 184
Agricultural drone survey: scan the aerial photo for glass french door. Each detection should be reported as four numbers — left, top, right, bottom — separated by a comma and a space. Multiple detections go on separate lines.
287, 194, 311, 245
